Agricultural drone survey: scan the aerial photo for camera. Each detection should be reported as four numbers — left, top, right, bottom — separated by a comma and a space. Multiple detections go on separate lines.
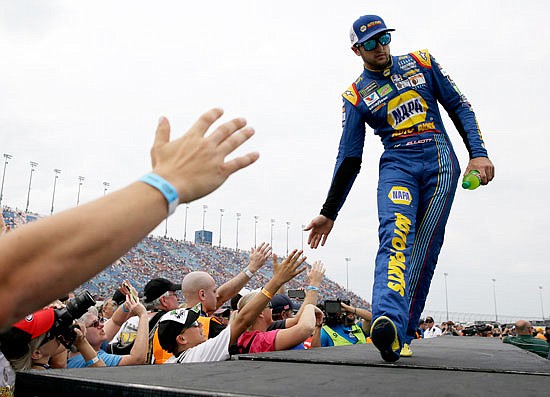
46, 290, 96, 347
322, 299, 350, 326
287, 289, 305, 300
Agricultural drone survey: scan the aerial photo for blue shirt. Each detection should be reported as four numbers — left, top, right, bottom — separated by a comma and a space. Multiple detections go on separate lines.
67, 349, 122, 368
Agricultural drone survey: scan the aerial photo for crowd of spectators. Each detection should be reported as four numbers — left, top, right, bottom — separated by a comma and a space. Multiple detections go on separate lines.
1, 205, 548, 396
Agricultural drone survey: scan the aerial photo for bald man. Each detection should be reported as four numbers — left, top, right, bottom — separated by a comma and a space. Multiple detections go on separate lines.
502, 320, 549, 359
182, 243, 272, 338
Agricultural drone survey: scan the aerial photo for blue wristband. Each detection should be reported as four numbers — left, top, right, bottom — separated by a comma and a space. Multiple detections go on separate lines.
139, 173, 179, 216
306, 286, 319, 292
85, 355, 100, 366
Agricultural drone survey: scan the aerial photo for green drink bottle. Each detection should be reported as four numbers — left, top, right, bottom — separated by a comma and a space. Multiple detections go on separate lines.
462, 170, 481, 190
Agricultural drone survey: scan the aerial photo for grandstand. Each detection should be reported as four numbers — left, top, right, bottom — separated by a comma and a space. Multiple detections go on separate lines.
2, 205, 371, 310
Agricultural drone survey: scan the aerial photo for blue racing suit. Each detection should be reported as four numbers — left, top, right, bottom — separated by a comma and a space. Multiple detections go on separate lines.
320, 49, 488, 349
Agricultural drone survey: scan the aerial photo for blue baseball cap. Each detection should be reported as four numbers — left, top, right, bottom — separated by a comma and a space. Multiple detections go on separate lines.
349, 15, 395, 46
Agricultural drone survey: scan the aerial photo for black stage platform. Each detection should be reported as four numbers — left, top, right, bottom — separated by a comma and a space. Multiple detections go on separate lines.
16, 337, 550, 396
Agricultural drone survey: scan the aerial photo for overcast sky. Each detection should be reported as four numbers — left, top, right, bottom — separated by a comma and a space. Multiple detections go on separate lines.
1, 0, 549, 321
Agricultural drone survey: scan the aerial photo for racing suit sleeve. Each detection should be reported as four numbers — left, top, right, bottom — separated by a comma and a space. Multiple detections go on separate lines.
320, 98, 366, 221
430, 54, 488, 159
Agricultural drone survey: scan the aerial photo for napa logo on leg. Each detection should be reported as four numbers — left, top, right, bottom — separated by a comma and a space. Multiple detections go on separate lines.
388, 186, 412, 205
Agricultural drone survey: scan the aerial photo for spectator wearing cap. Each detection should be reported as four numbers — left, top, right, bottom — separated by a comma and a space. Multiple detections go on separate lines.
67, 287, 149, 368
416, 318, 426, 338
423, 316, 442, 338
271, 295, 294, 322
503, 320, 549, 359
181, 242, 272, 339
108, 277, 181, 364
158, 250, 306, 363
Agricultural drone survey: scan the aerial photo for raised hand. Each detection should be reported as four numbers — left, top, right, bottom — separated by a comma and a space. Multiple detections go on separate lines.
151, 109, 259, 204
304, 215, 334, 249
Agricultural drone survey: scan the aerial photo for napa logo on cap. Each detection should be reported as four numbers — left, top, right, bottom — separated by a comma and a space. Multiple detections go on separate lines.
387, 91, 428, 129
388, 186, 412, 205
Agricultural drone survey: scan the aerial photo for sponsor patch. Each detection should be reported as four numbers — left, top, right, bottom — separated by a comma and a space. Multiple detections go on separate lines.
387, 91, 428, 129
383, 68, 391, 77
386, 212, 411, 297
341, 106, 346, 127
408, 73, 426, 87
359, 81, 379, 97
403, 68, 420, 78
377, 84, 393, 97
391, 74, 402, 83
388, 186, 412, 205
395, 80, 411, 90
410, 49, 432, 68
363, 92, 380, 106
342, 84, 360, 106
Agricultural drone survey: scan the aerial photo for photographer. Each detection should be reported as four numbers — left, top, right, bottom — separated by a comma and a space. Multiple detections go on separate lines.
320, 300, 371, 347
67, 292, 149, 367
31, 324, 105, 370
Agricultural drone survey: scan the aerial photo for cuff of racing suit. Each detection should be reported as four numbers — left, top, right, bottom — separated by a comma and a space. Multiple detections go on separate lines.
320, 208, 337, 221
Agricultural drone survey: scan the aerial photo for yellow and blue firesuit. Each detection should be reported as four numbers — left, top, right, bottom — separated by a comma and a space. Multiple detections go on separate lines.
320, 49, 488, 349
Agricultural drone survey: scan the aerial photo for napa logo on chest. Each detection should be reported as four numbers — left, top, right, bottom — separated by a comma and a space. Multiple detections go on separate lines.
387, 91, 428, 129
388, 186, 412, 205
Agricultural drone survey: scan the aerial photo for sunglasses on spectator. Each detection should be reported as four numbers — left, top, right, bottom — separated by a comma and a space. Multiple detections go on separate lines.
87, 318, 104, 328
357, 32, 391, 51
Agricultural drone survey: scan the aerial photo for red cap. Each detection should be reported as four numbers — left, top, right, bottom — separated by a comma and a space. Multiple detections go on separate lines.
12, 308, 55, 338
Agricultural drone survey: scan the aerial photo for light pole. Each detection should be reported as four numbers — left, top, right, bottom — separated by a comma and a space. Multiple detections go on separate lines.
492, 278, 498, 322
539, 286, 545, 321
301, 224, 305, 251
236, 212, 241, 251
103, 182, 110, 196
345, 257, 351, 292
25, 161, 38, 213
50, 169, 61, 215
183, 205, 189, 241
270, 219, 275, 247
218, 209, 224, 247
286, 221, 290, 256
202, 205, 208, 243
76, 176, 85, 206
0, 153, 12, 207
253, 216, 259, 247
444, 272, 449, 321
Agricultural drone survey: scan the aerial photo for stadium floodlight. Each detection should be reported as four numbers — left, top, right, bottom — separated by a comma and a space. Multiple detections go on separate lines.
345, 257, 351, 292
539, 286, 545, 321
25, 161, 38, 213
444, 272, 449, 321
286, 221, 290, 256
492, 278, 498, 322
236, 212, 241, 251
50, 169, 61, 215
270, 219, 275, 248
253, 215, 259, 247
183, 205, 189, 241
0, 153, 13, 207
76, 176, 85, 206
218, 209, 224, 247
202, 205, 208, 243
